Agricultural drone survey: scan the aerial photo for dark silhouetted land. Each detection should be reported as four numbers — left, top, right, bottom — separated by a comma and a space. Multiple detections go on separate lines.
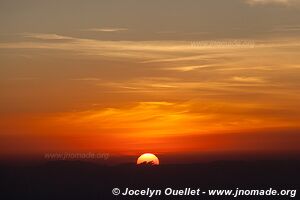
0, 160, 299, 199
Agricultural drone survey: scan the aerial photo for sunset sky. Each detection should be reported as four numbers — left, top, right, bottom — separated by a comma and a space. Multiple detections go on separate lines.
1, 0, 300, 162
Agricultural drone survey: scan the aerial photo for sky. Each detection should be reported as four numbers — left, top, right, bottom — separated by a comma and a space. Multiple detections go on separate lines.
1, 0, 300, 162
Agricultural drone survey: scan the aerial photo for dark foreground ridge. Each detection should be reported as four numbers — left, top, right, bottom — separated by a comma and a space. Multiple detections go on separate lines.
0, 160, 299, 200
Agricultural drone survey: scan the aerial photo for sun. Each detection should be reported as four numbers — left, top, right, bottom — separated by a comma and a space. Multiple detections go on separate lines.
137, 153, 160, 165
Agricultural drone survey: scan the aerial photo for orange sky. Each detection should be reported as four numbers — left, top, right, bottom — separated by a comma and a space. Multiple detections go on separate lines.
1, 0, 300, 161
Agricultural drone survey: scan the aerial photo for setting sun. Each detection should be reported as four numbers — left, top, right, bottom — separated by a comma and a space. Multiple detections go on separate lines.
137, 153, 160, 165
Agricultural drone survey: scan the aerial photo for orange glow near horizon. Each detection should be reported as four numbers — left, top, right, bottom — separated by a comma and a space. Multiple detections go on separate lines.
1, 100, 300, 158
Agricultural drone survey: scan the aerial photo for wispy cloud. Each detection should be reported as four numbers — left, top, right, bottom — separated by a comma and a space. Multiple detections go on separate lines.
231, 76, 266, 83
69, 78, 101, 81
164, 65, 214, 72
52, 99, 300, 141
95, 76, 278, 97
83, 28, 128, 32
1, 33, 300, 90
246, 0, 296, 5
56, 101, 195, 137
2, 33, 300, 63
270, 25, 300, 33
5, 77, 39, 81
22, 33, 75, 40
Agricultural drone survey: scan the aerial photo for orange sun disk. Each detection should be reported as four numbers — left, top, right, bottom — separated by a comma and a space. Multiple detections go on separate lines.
137, 153, 160, 165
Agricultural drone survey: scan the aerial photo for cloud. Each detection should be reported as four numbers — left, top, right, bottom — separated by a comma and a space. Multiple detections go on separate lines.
50, 99, 300, 142
55, 101, 195, 137
164, 65, 214, 72
83, 28, 128, 32
5, 77, 39, 81
69, 78, 101, 81
22, 33, 75, 40
270, 25, 300, 33
2, 33, 300, 64
246, 0, 296, 5
232, 76, 266, 83
96, 75, 277, 97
